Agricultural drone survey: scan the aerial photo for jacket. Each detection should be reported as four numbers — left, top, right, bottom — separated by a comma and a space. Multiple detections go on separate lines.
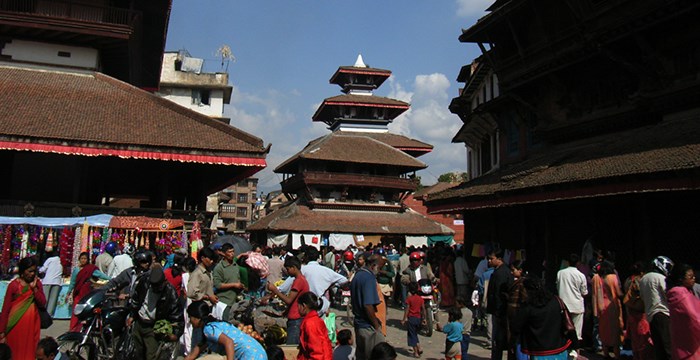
298, 310, 333, 360
401, 265, 435, 285
129, 271, 184, 337
486, 264, 513, 316
511, 297, 571, 356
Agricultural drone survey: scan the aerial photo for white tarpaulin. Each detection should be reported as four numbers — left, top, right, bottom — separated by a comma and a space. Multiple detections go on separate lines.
292, 233, 321, 250
405, 235, 428, 248
267, 234, 288, 247
329, 233, 355, 250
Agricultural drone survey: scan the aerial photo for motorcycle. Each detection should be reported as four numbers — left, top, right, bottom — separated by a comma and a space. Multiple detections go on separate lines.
417, 278, 441, 337
57, 289, 130, 360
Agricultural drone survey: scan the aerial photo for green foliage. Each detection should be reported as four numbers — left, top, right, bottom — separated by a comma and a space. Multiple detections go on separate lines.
437, 172, 468, 183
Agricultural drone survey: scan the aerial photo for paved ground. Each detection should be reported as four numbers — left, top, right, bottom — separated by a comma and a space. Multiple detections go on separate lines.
43, 306, 604, 360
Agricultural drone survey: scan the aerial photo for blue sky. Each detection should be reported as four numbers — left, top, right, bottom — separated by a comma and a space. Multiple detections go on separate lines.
165, 0, 493, 195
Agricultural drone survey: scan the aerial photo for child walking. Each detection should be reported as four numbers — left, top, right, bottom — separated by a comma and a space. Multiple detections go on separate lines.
437, 307, 464, 360
455, 296, 473, 360
401, 283, 426, 358
297, 292, 333, 360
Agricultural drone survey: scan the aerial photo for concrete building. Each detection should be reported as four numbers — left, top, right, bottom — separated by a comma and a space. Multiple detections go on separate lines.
156, 50, 260, 233
158, 51, 232, 123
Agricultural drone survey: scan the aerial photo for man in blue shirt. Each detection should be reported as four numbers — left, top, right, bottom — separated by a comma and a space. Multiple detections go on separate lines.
350, 253, 385, 360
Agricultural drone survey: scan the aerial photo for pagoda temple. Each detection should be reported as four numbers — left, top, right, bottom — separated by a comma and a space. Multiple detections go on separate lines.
248, 56, 453, 249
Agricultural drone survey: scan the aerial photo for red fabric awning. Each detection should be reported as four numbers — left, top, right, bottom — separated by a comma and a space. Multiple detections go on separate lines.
0, 141, 267, 166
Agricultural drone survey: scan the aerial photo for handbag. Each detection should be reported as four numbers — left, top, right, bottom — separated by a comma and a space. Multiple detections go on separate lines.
39, 306, 53, 329
555, 296, 577, 341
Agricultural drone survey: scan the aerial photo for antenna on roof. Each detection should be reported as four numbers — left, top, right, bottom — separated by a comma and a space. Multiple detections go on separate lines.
354, 54, 367, 68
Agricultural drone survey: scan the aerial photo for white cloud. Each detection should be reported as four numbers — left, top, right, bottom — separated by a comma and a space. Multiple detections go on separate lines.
455, 0, 493, 18
388, 73, 466, 185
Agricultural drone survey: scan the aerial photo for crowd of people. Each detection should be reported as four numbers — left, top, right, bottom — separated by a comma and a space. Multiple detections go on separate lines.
479, 248, 700, 360
0, 239, 697, 360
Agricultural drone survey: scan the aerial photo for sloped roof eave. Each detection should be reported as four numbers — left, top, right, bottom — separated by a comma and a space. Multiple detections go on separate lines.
248, 202, 454, 235
0, 66, 267, 157
0, 139, 267, 166
427, 115, 700, 211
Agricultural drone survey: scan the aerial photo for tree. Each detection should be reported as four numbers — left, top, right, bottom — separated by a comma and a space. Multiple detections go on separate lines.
437, 172, 468, 183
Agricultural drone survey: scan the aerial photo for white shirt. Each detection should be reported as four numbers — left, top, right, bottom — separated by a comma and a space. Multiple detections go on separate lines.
109, 254, 134, 278
639, 271, 669, 320
39, 256, 63, 285
556, 266, 588, 313
277, 261, 348, 314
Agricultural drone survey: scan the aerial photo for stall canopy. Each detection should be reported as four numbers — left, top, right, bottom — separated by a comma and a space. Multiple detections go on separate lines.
406, 235, 428, 248
428, 235, 454, 246
328, 233, 355, 250
0, 214, 113, 227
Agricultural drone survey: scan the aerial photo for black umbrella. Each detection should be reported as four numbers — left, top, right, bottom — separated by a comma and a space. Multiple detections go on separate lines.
211, 235, 253, 255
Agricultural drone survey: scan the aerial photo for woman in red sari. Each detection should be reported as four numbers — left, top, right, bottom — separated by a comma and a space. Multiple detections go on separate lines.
0, 256, 47, 360
67, 252, 110, 331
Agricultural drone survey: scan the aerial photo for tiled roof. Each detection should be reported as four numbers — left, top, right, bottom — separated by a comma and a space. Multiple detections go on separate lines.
340, 132, 433, 152
336, 65, 392, 75
247, 201, 454, 235
0, 65, 266, 158
428, 114, 700, 208
413, 182, 458, 199
275, 132, 427, 173
320, 94, 409, 108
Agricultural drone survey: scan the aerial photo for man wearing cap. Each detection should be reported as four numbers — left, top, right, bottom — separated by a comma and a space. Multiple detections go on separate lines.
128, 266, 183, 360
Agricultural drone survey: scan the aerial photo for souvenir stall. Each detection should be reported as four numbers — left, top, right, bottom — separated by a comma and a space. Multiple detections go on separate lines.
0, 215, 203, 319
0, 215, 113, 318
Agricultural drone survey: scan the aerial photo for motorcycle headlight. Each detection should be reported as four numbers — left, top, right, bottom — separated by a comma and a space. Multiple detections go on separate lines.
421, 285, 432, 294
74, 303, 86, 316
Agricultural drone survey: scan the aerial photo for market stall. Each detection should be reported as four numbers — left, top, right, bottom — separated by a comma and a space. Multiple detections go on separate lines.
0, 215, 205, 319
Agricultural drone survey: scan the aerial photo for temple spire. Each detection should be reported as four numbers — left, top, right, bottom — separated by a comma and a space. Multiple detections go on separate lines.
354, 54, 367, 68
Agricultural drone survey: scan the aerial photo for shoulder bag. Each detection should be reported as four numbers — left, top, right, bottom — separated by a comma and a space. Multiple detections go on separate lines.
555, 296, 577, 342
39, 305, 53, 329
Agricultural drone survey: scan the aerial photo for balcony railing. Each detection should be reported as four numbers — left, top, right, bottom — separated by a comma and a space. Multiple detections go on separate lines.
281, 171, 417, 193
0, 0, 139, 26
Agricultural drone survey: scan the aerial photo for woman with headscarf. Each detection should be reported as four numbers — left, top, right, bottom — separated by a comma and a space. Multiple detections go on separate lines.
67, 251, 110, 331
0, 256, 47, 359
666, 263, 700, 360
592, 260, 623, 359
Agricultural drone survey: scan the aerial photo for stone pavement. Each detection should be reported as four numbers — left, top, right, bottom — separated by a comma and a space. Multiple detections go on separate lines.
42, 306, 604, 360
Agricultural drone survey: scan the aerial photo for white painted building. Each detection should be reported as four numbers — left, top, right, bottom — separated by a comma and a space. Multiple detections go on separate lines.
157, 50, 232, 122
